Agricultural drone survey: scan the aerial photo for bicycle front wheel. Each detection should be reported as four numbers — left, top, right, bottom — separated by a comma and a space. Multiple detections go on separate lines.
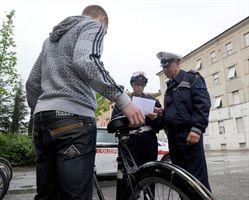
128, 161, 215, 200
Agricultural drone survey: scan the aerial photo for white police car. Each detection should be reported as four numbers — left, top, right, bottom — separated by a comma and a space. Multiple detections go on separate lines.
95, 128, 170, 175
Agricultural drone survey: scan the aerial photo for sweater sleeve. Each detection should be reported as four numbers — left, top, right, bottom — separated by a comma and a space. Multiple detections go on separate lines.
72, 20, 130, 109
26, 50, 43, 114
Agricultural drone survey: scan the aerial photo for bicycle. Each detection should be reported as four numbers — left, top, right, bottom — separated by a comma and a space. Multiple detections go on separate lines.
0, 157, 12, 182
93, 116, 216, 200
0, 157, 12, 200
0, 166, 9, 200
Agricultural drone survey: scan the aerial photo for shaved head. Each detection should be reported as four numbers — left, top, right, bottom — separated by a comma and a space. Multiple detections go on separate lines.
82, 5, 109, 28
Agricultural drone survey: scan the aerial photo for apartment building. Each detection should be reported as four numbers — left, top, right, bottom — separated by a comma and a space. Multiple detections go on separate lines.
157, 17, 249, 150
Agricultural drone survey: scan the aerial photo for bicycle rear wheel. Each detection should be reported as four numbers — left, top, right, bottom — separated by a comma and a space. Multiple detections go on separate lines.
0, 168, 9, 200
127, 162, 215, 200
0, 157, 12, 181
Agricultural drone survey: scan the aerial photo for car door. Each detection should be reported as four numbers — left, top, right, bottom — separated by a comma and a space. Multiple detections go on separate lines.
95, 128, 118, 175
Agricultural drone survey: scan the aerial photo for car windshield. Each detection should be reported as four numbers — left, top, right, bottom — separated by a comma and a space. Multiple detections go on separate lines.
97, 129, 117, 144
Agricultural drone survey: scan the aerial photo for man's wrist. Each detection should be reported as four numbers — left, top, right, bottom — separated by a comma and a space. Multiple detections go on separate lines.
114, 92, 131, 109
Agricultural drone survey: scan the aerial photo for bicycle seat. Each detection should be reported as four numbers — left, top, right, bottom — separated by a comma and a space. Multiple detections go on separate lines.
107, 116, 140, 133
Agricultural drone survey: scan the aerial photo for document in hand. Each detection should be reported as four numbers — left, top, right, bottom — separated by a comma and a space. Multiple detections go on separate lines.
132, 96, 156, 115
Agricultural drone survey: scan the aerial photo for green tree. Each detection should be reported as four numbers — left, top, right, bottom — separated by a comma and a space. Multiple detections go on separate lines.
0, 10, 18, 133
0, 90, 12, 133
0, 10, 18, 95
95, 93, 110, 118
10, 80, 28, 134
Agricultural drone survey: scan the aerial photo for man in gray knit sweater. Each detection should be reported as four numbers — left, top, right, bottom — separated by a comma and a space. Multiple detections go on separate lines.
26, 5, 144, 200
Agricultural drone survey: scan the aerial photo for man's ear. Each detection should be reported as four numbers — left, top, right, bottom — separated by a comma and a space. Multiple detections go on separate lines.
98, 16, 105, 25
98, 16, 108, 34
101, 15, 106, 22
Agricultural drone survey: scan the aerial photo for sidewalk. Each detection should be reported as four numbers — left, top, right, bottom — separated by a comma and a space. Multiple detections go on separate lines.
7, 167, 115, 195
6, 150, 249, 197
7, 167, 36, 194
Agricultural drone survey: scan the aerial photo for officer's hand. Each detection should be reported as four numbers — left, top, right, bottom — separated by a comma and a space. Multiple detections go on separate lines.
147, 112, 158, 120
154, 107, 164, 117
122, 102, 145, 127
186, 132, 200, 145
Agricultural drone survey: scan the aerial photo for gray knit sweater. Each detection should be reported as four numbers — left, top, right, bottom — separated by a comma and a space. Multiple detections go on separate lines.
26, 15, 130, 117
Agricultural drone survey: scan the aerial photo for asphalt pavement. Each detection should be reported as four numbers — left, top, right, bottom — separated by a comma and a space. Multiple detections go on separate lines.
4, 150, 249, 200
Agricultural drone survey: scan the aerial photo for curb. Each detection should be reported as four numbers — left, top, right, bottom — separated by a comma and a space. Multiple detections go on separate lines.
7, 180, 116, 194
8, 188, 36, 195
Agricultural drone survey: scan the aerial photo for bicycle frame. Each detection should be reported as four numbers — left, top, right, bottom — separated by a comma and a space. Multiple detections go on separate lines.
116, 132, 140, 200
93, 171, 105, 200
93, 130, 141, 200
93, 129, 216, 200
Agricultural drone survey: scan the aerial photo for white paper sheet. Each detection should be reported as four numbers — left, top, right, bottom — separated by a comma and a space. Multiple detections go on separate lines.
132, 96, 156, 115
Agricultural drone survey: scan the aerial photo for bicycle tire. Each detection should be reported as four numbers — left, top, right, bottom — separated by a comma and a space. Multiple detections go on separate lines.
0, 157, 12, 181
126, 161, 215, 200
0, 168, 9, 200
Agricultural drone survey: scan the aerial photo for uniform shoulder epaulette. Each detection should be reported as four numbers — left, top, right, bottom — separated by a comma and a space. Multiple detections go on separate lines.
188, 70, 201, 79
188, 69, 198, 74
187, 70, 202, 86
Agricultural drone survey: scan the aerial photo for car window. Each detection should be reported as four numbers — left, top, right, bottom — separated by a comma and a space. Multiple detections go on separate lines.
97, 129, 117, 144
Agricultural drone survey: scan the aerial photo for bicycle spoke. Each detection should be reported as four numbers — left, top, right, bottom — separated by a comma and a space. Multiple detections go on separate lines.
167, 171, 175, 200
156, 184, 161, 200
134, 176, 184, 200
0, 177, 4, 196
143, 185, 155, 200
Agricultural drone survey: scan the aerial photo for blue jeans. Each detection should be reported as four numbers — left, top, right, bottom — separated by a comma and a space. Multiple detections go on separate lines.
33, 111, 97, 200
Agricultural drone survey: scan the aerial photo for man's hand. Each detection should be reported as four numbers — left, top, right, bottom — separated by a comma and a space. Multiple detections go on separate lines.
186, 131, 200, 145
122, 102, 145, 127
147, 112, 158, 120
154, 107, 164, 117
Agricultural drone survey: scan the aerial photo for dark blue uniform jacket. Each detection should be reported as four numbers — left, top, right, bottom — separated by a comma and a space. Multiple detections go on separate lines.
163, 70, 211, 134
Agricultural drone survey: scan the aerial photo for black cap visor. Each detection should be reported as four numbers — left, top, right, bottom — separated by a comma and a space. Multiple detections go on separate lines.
160, 58, 179, 68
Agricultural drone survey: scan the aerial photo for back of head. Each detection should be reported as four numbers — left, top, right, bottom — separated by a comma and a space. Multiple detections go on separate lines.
82, 5, 109, 28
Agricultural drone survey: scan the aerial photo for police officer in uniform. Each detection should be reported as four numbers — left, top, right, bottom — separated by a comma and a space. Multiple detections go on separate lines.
112, 71, 162, 166
156, 52, 211, 191
111, 71, 162, 199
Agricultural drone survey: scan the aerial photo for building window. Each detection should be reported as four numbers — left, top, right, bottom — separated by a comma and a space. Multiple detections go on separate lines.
213, 73, 220, 86
214, 96, 222, 108
205, 144, 211, 150
218, 121, 225, 134
221, 143, 227, 150
236, 117, 245, 133
225, 42, 233, 55
244, 32, 249, 47
196, 59, 202, 70
210, 51, 217, 63
228, 65, 236, 79
239, 142, 246, 149
232, 90, 240, 104
248, 59, 249, 71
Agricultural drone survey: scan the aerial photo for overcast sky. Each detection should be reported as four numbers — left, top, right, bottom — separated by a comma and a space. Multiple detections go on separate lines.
1, 0, 249, 93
